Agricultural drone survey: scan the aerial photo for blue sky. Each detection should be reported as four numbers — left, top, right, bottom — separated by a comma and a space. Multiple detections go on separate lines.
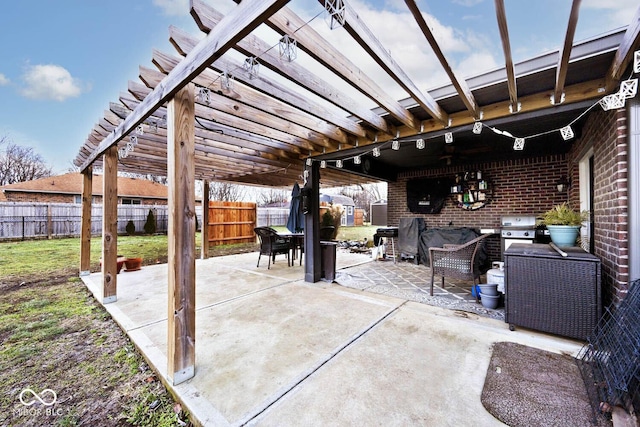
0, 0, 636, 175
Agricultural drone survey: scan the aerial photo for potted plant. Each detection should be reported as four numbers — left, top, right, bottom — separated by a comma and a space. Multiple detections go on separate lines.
538, 203, 588, 247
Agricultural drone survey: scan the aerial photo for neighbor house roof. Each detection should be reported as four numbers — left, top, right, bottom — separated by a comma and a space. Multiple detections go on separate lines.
0, 173, 168, 201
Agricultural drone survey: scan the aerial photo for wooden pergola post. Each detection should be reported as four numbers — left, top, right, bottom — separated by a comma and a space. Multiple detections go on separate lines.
79, 166, 93, 276
101, 147, 118, 304
304, 161, 321, 282
201, 180, 210, 260
167, 83, 196, 385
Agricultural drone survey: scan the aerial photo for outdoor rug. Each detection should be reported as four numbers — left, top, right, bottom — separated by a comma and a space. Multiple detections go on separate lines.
334, 260, 505, 320
481, 342, 611, 427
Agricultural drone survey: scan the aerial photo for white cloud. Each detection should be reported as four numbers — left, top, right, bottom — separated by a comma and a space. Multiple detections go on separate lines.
20, 64, 84, 101
152, 0, 189, 16
452, 0, 485, 6
0, 73, 9, 86
582, 0, 639, 29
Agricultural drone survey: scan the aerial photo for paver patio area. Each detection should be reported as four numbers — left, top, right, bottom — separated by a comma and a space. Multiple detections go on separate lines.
81, 250, 583, 426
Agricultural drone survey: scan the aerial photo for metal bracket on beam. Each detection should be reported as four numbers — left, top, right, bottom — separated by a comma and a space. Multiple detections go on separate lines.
550, 93, 565, 105
509, 102, 522, 114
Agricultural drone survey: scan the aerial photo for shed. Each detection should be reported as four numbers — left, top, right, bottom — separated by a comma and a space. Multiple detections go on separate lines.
370, 199, 387, 226
320, 194, 356, 226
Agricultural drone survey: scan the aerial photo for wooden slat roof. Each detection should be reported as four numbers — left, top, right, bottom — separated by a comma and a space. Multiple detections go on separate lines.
73, 0, 640, 188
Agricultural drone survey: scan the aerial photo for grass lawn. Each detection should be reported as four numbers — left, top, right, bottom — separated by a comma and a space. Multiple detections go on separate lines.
0, 225, 375, 426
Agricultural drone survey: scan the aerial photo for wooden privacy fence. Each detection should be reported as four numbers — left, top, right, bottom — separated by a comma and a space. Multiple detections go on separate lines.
207, 201, 257, 247
0, 202, 283, 241
0, 202, 168, 240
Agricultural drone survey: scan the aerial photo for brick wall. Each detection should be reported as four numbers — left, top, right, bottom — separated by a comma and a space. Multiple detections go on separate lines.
388, 155, 568, 262
388, 107, 631, 307
567, 108, 629, 306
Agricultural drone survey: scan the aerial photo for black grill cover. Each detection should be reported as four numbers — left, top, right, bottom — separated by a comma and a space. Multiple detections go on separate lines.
398, 217, 426, 257
418, 227, 487, 269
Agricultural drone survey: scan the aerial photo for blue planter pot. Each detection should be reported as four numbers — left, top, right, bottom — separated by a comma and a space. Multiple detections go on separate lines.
547, 225, 581, 247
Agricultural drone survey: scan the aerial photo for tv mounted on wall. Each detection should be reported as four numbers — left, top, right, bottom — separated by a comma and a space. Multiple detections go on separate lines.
406, 177, 452, 214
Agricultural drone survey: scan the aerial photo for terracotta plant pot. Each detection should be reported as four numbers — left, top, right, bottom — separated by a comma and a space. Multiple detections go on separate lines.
100, 256, 127, 273
124, 257, 143, 272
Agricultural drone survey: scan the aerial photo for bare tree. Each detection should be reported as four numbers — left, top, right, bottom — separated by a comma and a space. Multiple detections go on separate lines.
209, 181, 246, 201
0, 136, 53, 185
339, 183, 386, 221
258, 187, 289, 207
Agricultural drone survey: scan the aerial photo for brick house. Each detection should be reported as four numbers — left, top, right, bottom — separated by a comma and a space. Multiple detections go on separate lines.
0, 172, 168, 205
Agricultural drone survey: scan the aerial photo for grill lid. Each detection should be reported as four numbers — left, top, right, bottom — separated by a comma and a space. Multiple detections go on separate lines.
500, 215, 536, 228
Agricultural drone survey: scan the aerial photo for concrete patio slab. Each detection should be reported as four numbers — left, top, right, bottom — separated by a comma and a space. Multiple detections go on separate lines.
81, 250, 585, 426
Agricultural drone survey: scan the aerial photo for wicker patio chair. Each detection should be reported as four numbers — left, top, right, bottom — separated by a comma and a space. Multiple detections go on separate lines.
254, 227, 292, 269
429, 234, 489, 300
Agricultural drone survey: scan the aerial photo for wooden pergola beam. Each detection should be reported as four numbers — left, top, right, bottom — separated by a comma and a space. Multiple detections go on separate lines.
101, 146, 118, 304
336, 0, 447, 127
606, 5, 640, 91
167, 83, 197, 386
79, 0, 290, 172
79, 167, 92, 276
254, 3, 424, 130
404, 0, 479, 119
495, 0, 519, 113
139, 63, 355, 148
554, 0, 581, 104
188, 2, 391, 134
151, 48, 368, 138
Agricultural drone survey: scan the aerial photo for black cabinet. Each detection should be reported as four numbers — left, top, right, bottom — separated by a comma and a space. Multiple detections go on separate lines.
504, 243, 601, 340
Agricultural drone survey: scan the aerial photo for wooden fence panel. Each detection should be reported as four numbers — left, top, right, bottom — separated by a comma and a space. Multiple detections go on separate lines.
0, 202, 169, 240
207, 201, 257, 247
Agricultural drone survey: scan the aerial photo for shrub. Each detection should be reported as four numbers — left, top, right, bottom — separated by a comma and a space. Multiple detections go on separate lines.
125, 220, 136, 235
143, 210, 156, 235
321, 204, 343, 239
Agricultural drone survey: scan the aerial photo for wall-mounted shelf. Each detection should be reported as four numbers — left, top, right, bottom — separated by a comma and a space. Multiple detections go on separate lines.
450, 170, 491, 210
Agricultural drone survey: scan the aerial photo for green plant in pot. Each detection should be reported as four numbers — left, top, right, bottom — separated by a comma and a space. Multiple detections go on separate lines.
538, 203, 588, 247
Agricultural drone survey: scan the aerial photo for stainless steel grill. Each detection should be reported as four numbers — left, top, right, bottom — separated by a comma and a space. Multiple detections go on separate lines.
500, 215, 537, 258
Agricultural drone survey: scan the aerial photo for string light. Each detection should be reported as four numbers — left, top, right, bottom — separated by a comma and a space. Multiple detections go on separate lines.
620, 79, 638, 99
279, 35, 297, 62
302, 49, 640, 168
560, 125, 574, 141
445, 132, 453, 144
197, 87, 211, 104
513, 138, 525, 150
320, 160, 327, 168
472, 122, 482, 134
243, 57, 260, 79
324, 0, 345, 30
220, 71, 234, 91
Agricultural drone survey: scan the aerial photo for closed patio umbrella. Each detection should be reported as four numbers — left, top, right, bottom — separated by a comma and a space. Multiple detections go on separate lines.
286, 182, 304, 233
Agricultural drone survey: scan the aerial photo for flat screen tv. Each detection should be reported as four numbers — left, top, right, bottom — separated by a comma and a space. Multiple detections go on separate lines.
406, 177, 452, 214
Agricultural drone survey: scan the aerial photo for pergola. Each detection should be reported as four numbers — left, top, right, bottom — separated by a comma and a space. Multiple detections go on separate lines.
74, 0, 640, 384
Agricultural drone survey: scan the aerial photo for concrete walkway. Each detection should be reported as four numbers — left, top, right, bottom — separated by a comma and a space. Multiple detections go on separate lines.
81, 250, 584, 426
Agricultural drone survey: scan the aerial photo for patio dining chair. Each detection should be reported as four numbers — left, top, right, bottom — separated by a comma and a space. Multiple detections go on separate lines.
254, 227, 292, 269
428, 234, 489, 301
